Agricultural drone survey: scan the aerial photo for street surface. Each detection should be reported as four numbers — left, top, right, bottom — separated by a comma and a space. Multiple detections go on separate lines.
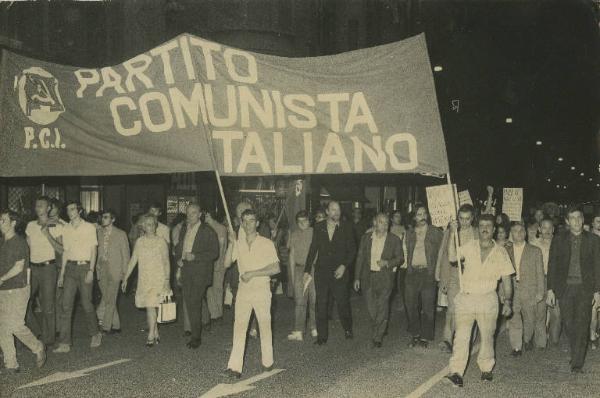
2, 292, 599, 398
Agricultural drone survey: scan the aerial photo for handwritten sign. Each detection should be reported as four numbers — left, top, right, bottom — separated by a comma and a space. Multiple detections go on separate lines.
426, 184, 456, 228
502, 188, 523, 221
458, 190, 473, 206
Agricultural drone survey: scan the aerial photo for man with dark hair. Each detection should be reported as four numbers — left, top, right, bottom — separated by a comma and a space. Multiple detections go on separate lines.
506, 222, 545, 355
175, 203, 219, 349
25, 196, 63, 347
531, 218, 556, 347
304, 201, 356, 345
446, 214, 514, 387
54, 201, 102, 353
0, 209, 46, 372
287, 210, 317, 341
96, 210, 130, 334
547, 205, 600, 373
404, 204, 443, 348
314, 209, 327, 224
436, 203, 477, 353
354, 213, 404, 347
223, 209, 280, 378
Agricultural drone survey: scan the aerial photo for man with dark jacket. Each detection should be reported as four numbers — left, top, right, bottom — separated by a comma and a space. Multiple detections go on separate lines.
404, 204, 443, 348
175, 204, 219, 349
354, 213, 404, 347
547, 205, 600, 372
304, 201, 356, 345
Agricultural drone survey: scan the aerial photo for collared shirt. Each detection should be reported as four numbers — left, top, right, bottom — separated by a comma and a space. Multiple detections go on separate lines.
513, 242, 526, 281
459, 239, 514, 294
327, 221, 339, 241
63, 220, 97, 262
157, 222, 171, 244
532, 239, 551, 275
370, 232, 387, 271
26, 220, 63, 263
412, 224, 428, 268
567, 232, 582, 285
100, 225, 112, 261
232, 234, 279, 285
290, 227, 313, 266
182, 221, 201, 255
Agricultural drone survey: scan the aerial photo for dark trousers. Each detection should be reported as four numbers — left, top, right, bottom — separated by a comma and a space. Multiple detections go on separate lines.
26, 263, 57, 345
315, 268, 352, 341
396, 268, 407, 309
182, 267, 210, 342
226, 263, 239, 307
405, 269, 437, 340
59, 262, 99, 345
365, 270, 394, 343
561, 284, 592, 369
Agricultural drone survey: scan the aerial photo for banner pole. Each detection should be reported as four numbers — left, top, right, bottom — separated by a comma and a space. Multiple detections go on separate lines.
446, 172, 464, 293
214, 169, 234, 234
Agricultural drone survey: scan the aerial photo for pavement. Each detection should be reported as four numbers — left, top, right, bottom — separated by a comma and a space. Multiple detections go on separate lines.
1, 291, 599, 398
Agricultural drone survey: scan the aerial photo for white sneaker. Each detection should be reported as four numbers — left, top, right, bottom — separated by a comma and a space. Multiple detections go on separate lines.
52, 343, 71, 354
287, 331, 303, 341
311, 329, 318, 338
90, 333, 103, 348
249, 328, 258, 338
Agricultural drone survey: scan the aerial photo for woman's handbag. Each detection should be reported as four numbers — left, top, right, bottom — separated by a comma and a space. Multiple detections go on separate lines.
158, 292, 177, 324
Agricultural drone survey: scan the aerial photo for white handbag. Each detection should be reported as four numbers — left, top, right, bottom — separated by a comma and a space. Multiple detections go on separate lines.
157, 293, 177, 324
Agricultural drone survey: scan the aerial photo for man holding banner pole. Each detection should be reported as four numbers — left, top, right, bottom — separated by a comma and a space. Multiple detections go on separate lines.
445, 214, 514, 387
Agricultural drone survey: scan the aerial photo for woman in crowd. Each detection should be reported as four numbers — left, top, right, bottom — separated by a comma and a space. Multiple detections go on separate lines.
122, 214, 171, 347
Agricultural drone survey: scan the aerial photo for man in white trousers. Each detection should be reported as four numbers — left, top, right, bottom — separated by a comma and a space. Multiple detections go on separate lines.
222, 209, 280, 379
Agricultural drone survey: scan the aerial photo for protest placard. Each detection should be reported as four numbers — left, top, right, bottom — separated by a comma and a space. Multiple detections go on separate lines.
458, 190, 473, 206
426, 184, 456, 228
503, 188, 523, 221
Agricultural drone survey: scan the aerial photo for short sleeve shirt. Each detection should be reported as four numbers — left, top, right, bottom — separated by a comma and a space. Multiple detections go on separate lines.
26, 220, 63, 263
0, 235, 29, 290
232, 234, 279, 285
63, 221, 98, 262
460, 239, 514, 294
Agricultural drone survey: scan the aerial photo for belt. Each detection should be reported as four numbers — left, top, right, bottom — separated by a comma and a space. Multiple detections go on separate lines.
67, 260, 90, 265
30, 260, 56, 267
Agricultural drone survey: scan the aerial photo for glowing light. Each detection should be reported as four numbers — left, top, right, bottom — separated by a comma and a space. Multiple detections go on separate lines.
433, 66, 443, 72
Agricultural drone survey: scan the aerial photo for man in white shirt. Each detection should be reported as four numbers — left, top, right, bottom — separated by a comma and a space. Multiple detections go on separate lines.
222, 209, 279, 379
25, 196, 63, 347
54, 201, 102, 353
353, 213, 404, 347
532, 218, 555, 347
445, 214, 514, 387
507, 222, 545, 355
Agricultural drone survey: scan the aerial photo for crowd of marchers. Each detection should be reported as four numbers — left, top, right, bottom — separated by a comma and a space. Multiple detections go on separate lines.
0, 188, 599, 389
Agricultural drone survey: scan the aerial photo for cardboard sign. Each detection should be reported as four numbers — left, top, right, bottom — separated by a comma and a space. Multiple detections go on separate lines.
458, 190, 473, 206
502, 188, 523, 221
426, 184, 456, 228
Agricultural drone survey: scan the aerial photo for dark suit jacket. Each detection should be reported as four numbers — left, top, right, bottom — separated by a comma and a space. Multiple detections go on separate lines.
354, 232, 404, 285
506, 243, 545, 302
305, 220, 356, 274
175, 223, 219, 283
405, 224, 443, 278
547, 231, 600, 299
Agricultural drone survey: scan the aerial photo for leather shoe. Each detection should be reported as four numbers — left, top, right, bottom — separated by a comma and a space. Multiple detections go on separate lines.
571, 366, 584, 374
344, 330, 353, 340
222, 368, 241, 379
371, 340, 382, 348
314, 339, 327, 346
186, 339, 201, 349
481, 371, 493, 381
445, 373, 463, 387
510, 349, 522, 357
262, 364, 274, 372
